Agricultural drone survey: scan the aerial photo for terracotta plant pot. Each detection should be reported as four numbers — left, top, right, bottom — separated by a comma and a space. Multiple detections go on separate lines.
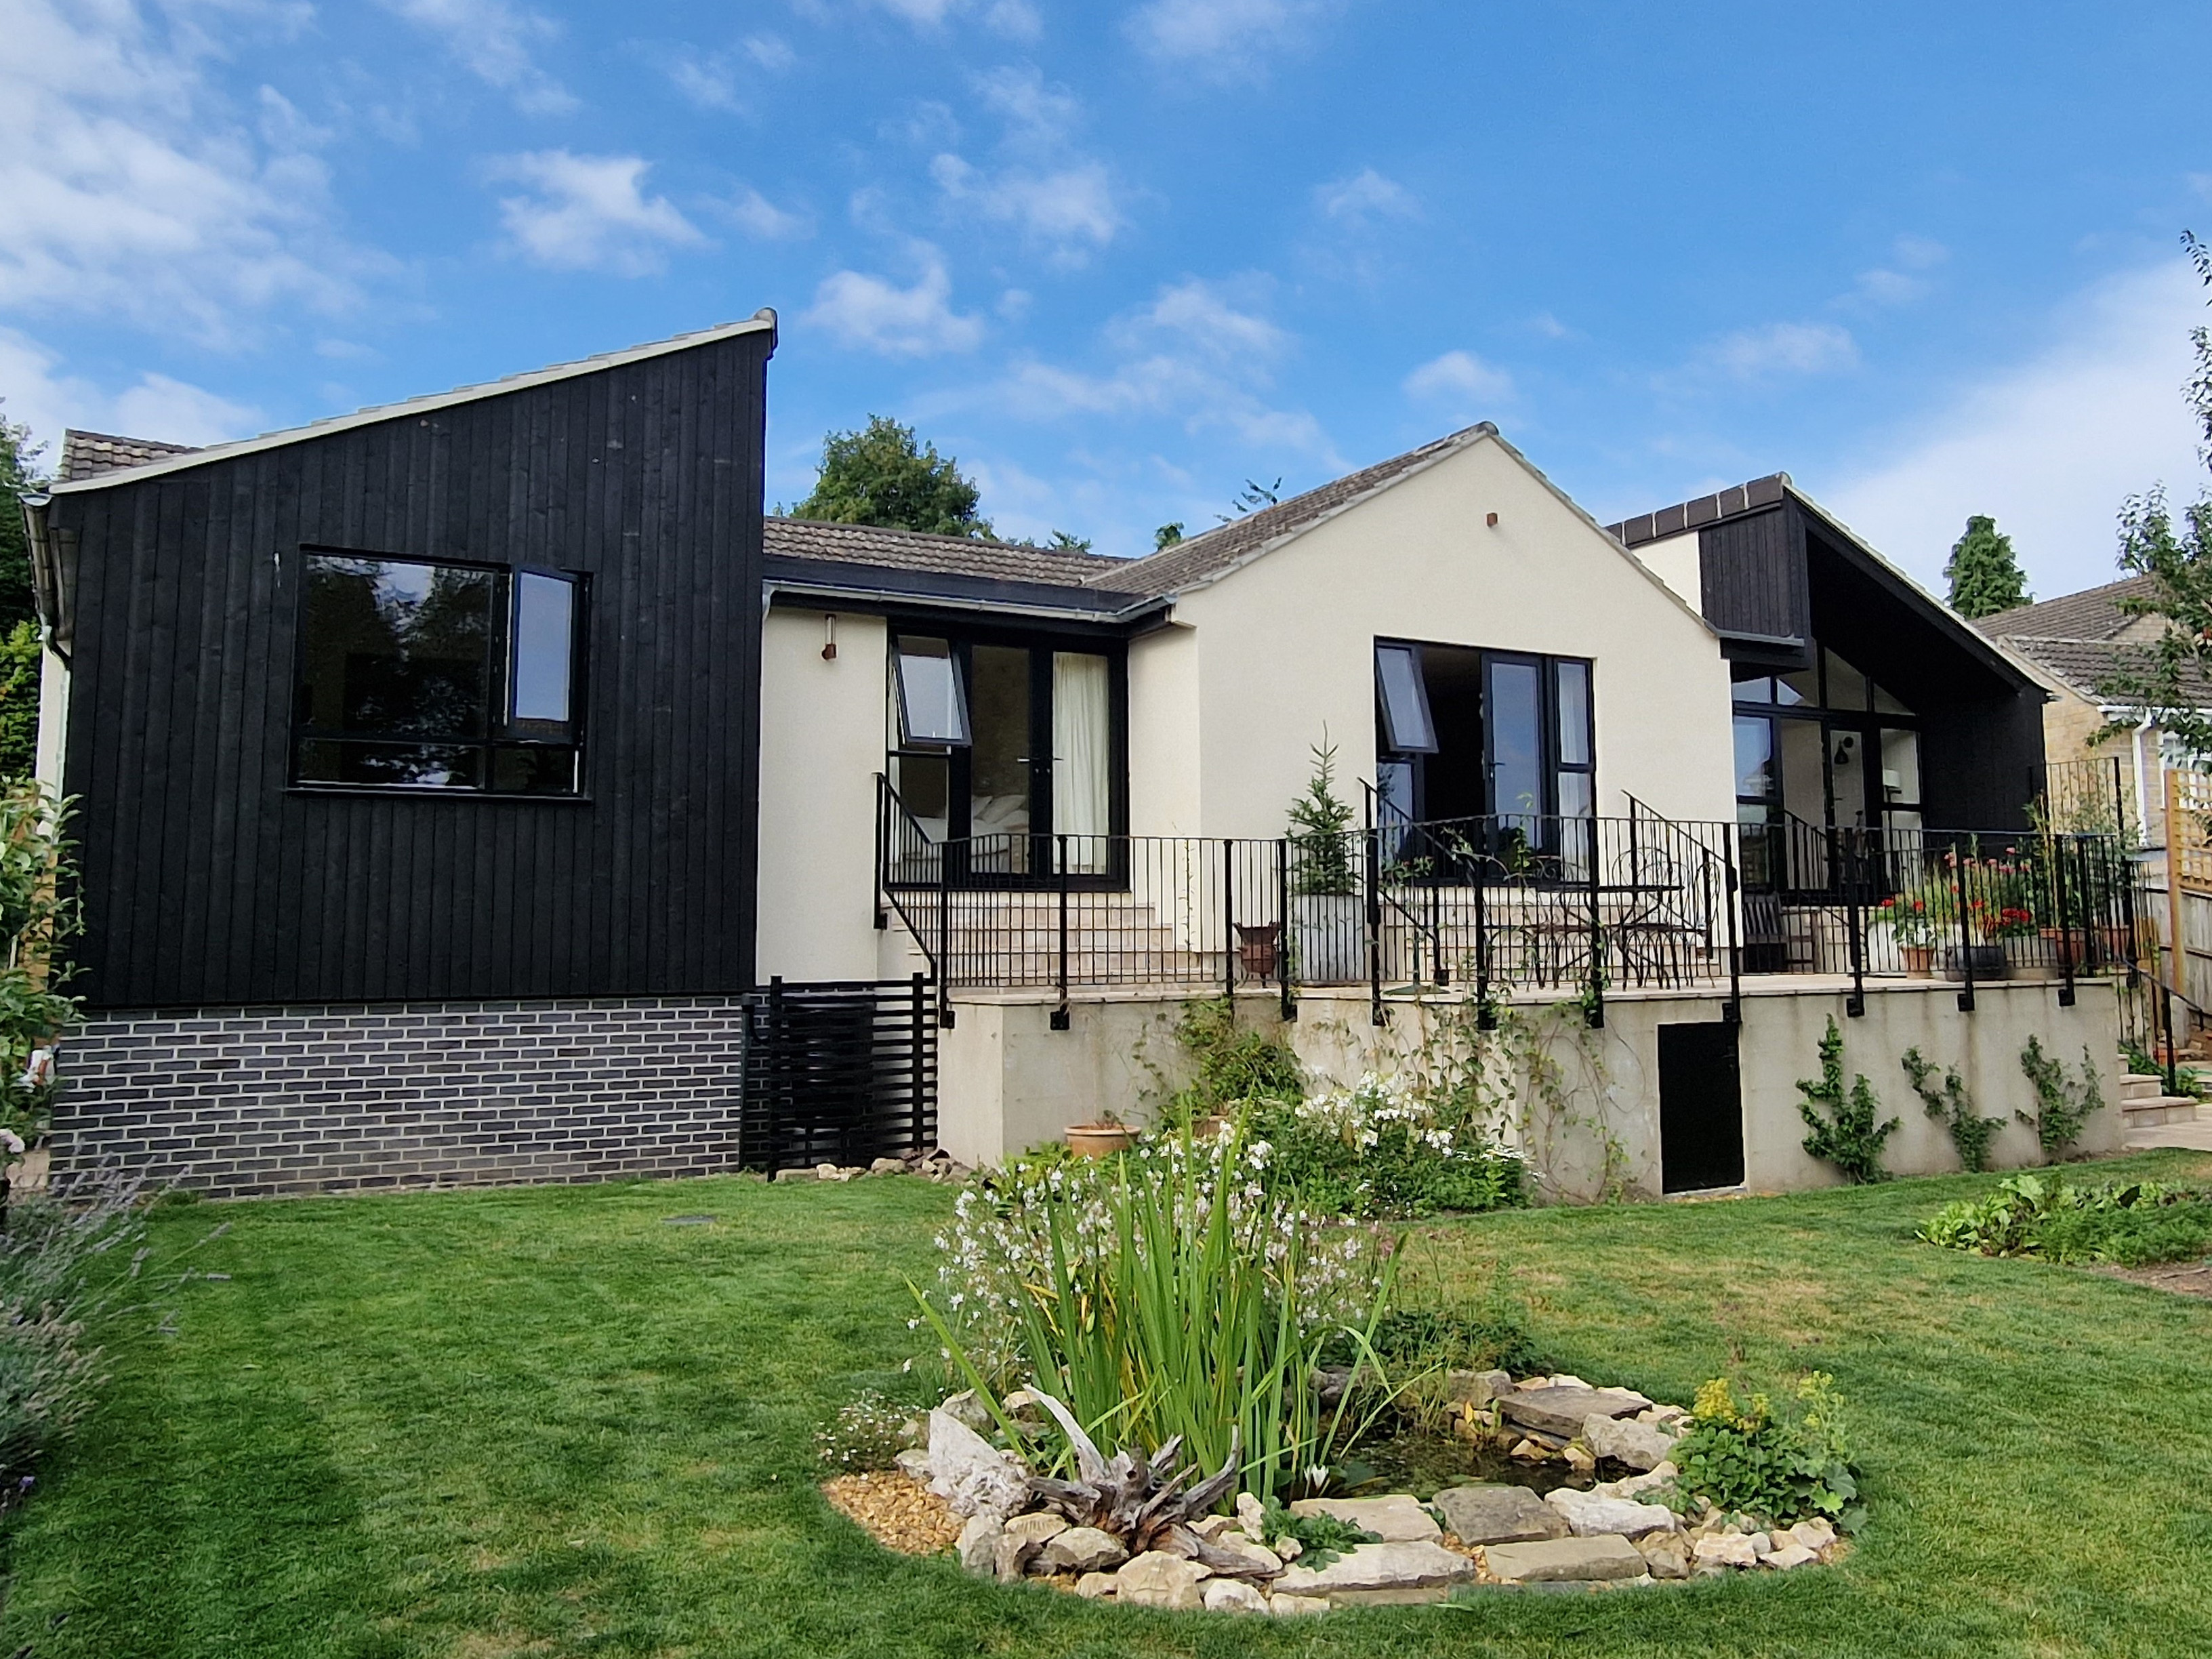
1190, 1115, 1229, 1141
1065, 1124, 1136, 1158
1901, 945, 1935, 979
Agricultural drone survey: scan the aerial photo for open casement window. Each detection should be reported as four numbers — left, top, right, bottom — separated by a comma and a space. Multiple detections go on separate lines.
893, 635, 970, 747
1374, 642, 1438, 753
293, 551, 583, 794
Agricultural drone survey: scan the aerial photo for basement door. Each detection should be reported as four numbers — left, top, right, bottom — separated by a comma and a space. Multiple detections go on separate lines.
1658, 1022, 1744, 1193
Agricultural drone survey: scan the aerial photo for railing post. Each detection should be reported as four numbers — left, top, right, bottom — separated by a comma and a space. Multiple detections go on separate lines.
1364, 792, 1386, 1027
910, 972, 928, 1152
874, 774, 889, 930
1222, 838, 1236, 1006
2053, 833, 2076, 1008
937, 839, 954, 1029
1953, 841, 1977, 1014
1475, 846, 1494, 1030
1843, 827, 1866, 1018
1723, 823, 1742, 1025
1052, 834, 1071, 1030
1584, 815, 1605, 1029
1277, 836, 1296, 1022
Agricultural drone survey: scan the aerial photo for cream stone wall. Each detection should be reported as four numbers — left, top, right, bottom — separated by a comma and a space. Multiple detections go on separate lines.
755, 607, 888, 983
935, 978, 2123, 1193
1160, 436, 1736, 840
1126, 622, 1202, 837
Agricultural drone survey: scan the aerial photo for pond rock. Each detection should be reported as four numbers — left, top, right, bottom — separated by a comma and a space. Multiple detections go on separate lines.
1038, 1525, 1128, 1575
1583, 1413, 1679, 1471
1694, 1532, 1759, 1568
1481, 1534, 1647, 1583
1269, 1593, 1331, 1616
1202, 1579, 1271, 1614
1544, 1487, 1676, 1539
1116, 1551, 1211, 1610
1498, 1386, 1652, 1439
1635, 1532, 1694, 1579
1433, 1483, 1568, 1545
1288, 1494, 1441, 1542
956, 1513, 1002, 1578
1273, 1540, 1475, 1600
1445, 1368, 1514, 1406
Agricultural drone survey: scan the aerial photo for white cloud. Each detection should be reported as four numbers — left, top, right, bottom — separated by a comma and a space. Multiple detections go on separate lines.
973, 64, 1079, 142
487, 151, 705, 275
1126, 0, 1337, 77
0, 326, 262, 457
862, 0, 1040, 35
380, 0, 577, 115
1316, 167, 1417, 224
802, 247, 985, 356
931, 155, 1121, 261
1404, 349, 1513, 406
0, 0, 369, 346
1828, 260, 2209, 594
989, 277, 1335, 462
1851, 234, 1950, 307
715, 188, 811, 241
1707, 321, 1859, 380
745, 33, 797, 70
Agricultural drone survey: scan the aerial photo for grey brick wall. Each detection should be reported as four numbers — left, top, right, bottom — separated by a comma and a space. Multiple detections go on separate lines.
52, 996, 749, 1198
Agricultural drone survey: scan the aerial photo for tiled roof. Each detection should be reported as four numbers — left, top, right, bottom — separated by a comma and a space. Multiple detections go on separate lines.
1998, 633, 2212, 705
1106, 425, 1493, 594
59, 430, 199, 482
1975, 575, 2158, 644
764, 518, 1151, 593
1603, 474, 1790, 548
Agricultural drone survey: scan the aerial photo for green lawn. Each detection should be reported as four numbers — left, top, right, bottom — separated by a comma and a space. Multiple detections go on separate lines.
7, 1151, 2211, 1659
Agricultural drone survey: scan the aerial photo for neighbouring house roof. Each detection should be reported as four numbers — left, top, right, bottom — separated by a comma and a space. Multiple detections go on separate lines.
58, 430, 201, 482
1975, 576, 2212, 707
43, 312, 779, 495
1976, 575, 2160, 644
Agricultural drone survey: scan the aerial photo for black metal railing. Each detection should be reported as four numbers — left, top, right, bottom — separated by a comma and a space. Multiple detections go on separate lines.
874, 773, 2144, 1029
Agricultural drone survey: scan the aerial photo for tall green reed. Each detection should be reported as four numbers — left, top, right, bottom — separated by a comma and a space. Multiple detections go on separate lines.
916, 1128, 1399, 1503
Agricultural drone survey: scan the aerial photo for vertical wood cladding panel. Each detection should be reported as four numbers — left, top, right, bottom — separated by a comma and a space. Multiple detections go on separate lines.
53, 329, 771, 1008
1698, 506, 1809, 642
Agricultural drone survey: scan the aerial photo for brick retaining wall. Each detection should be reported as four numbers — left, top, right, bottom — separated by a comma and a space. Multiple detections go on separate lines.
52, 997, 750, 1198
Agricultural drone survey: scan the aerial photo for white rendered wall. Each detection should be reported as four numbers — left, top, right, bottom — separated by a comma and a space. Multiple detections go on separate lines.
754, 607, 888, 983
34, 641, 67, 796
1168, 436, 1736, 839
1125, 622, 1201, 837
1634, 528, 1704, 613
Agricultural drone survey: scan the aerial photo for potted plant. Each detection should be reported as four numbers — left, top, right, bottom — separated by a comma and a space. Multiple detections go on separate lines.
1288, 738, 1364, 985
1873, 893, 1939, 977
1065, 1110, 1136, 1158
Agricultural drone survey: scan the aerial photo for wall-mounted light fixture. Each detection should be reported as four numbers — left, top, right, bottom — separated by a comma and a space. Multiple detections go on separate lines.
822, 613, 838, 661
1485, 512, 1499, 527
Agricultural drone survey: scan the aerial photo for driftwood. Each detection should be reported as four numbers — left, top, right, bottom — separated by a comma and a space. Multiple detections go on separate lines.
1023, 1389, 1242, 1556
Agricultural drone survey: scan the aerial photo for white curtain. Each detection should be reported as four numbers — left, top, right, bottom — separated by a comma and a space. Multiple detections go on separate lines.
1053, 652, 1111, 874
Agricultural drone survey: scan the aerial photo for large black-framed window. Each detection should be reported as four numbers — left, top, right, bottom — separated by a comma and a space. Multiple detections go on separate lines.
886, 623, 1128, 883
1733, 642, 1921, 890
1374, 638, 1595, 848
293, 548, 585, 795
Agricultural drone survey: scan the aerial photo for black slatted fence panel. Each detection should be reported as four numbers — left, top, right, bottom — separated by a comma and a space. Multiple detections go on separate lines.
741, 976, 937, 1172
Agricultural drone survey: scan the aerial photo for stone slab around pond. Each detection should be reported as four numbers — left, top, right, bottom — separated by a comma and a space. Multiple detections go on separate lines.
1481, 1534, 1648, 1583
1497, 1386, 1653, 1439
1272, 1540, 1475, 1601
1544, 1487, 1677, 1539
1583, 1412, 1679, 1471
1288, 1494, 1441, 1542
1433, 1484, 1568, 1546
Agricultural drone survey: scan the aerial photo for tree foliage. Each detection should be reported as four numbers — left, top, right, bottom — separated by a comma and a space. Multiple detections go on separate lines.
2095, 232, 2212, 754
0, 409, 45, 636
1943, 514, 2030, 617
792, 415, 992, 539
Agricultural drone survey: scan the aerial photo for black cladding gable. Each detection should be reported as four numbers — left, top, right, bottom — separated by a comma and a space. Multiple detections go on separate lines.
46, 325, 771, 1008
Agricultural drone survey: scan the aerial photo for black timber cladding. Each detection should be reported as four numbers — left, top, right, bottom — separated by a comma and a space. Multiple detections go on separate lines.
48, 327, 771, 1008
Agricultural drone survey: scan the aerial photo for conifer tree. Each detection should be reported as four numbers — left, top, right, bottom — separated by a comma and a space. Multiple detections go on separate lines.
1944, 514, 2030, 617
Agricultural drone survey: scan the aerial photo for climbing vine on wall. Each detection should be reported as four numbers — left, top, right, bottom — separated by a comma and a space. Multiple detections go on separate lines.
1797, 1017, 1900, 1184
1900, 1047, 2006, 1174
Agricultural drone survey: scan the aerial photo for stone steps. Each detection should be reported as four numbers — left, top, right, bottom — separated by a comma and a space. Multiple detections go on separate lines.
2118, 1073, 2200, 1127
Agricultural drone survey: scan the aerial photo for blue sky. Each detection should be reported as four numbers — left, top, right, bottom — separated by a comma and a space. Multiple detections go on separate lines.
4, 1, 2209, 594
